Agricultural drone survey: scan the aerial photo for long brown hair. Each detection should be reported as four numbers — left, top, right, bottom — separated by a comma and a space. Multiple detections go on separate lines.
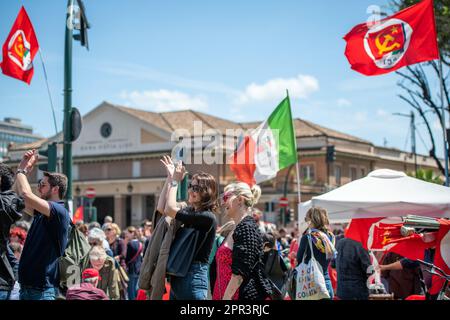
306, 207, 330, 233
191, 172, 218, 213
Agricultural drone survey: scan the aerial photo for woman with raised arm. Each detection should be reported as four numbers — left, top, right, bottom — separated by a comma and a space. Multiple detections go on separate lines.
164, 161, 218, 300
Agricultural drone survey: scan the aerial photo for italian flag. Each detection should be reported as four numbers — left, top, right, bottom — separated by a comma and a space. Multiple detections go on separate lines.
230, 96, 297, 187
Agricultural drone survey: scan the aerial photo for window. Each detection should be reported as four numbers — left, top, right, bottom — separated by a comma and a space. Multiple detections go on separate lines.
335, 165, 342, 185
350, 167, 357, 181
301, 164, 315, 183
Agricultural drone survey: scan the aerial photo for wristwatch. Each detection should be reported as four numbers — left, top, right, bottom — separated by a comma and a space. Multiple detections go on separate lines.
16, 168, 28, 175
170, 180, 179, 188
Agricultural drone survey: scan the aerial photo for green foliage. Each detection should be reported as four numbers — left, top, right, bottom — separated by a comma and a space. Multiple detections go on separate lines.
408, 168, 443, 184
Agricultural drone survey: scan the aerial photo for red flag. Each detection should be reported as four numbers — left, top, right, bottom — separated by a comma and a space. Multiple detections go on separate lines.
346, 217, 436, 260
429, 219, 450, 295
343, 0, 439, 76
0, 6, 39, 84
229, 135, 257, 187
73, 206, 84, 223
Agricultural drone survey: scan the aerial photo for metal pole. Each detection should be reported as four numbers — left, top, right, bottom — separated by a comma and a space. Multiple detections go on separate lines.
295, 162, 302, 204
438, 58, 449, 186
411, 111, 417, 176
282, 164, 295, 227
63, 0, 74, 209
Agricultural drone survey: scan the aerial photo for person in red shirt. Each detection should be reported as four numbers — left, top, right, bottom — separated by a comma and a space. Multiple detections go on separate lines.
66, 268, 109, 300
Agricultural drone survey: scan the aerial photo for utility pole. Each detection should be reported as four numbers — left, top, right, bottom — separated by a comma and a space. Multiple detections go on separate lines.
282, 164, 296, 227
393, 112, 417, 176
63, 0, 74, 211
63, 0, 89, 212
410, 111, 417, 175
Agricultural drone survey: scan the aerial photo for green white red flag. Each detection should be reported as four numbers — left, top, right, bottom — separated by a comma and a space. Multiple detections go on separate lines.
230, 96, 297, 187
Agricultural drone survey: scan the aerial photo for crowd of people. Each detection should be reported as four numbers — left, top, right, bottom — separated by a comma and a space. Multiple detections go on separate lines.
0, 150, 446, 301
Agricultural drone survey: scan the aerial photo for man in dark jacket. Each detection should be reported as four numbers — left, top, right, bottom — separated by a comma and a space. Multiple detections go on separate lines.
333, 237, 373, 300
66, 268, 109, 300
0, 164, 25, 300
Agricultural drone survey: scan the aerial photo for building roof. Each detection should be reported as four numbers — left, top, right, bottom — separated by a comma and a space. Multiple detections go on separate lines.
6, 102, 387, 153
116, 104, 243, 134
239, 118, 371, 144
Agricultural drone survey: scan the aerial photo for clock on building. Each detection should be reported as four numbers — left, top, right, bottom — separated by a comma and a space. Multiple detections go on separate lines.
100, 122, 112, 138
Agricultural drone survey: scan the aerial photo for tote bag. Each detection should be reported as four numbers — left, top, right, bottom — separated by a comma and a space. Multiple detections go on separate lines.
295, 234, 330, 300
166, 227, 199, 277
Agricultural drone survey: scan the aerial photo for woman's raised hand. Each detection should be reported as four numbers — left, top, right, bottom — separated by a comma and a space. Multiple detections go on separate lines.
172, 161, 187, 182
160, 155, 175, 178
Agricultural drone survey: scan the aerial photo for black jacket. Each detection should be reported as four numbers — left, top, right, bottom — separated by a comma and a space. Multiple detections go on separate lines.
0, 191, 24, 291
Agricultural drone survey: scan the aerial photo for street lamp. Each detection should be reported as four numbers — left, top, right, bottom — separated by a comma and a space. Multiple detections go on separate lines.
127, 183, 133, 193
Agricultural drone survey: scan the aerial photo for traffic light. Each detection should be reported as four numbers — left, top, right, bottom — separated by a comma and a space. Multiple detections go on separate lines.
289, 209, 295, 222
38, 142, 57, 172
326, 145, 336, 163
73, 0, 90, 50
285, 209, 290, 223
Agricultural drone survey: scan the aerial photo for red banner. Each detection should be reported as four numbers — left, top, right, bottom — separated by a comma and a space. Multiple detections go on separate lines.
0, 6, 39, 84
343, 0, 439, 76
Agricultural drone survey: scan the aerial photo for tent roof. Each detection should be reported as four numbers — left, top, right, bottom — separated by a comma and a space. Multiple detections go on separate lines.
300, 169, 450, 222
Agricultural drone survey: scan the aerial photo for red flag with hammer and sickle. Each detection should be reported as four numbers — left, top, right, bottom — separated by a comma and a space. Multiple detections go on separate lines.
343, 0, 439, 76
0, 6, 39, 84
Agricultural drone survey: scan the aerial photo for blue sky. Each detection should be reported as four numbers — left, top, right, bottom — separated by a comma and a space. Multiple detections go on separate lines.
0, 0, 447, 156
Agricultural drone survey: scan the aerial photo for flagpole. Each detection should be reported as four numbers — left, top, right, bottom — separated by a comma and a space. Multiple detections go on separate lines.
38, 49, 58, 135
438, 57, 449, 186
286, 89, 302, 214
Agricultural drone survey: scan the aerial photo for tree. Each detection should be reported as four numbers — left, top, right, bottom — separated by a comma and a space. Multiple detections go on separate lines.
390, 0, 450, 175
408, 168, 443, 184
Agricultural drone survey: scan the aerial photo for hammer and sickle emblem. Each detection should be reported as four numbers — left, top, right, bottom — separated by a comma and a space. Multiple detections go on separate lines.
13, 36, 25, 58
375, 32, 401, 55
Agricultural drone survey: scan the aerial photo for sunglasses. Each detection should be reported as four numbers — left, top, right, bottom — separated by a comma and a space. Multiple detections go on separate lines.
188, 183, 204, 193
105, 228, 113, 231
221, 191, 234, 204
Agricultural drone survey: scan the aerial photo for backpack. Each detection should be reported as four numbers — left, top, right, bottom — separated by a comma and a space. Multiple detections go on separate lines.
56, 221, 91, 293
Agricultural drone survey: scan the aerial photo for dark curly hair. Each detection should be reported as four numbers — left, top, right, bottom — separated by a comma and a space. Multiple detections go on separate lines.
0, 163, 14, 192
43, 171, 68, 199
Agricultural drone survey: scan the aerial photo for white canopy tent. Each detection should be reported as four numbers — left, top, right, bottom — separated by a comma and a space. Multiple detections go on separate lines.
299, 169, 450, 223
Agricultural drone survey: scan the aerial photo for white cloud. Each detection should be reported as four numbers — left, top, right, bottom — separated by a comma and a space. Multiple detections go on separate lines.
120, 89, 208, 112
237, 74, 319, 104
376, 109, 388, 117
99, 62, 241, 97
337, 98, 352, 107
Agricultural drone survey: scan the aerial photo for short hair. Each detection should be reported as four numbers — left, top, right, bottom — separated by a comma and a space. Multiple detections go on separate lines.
14, 221, 31, 232
104, 216, 113, 223
88, 228, 106, 244
0, 163, 14, 192
88, 221, 101, 230
262, 232, 275, 248
43, 172, 68, 199
89, 245, 107, 261
109, 223, 121, 236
